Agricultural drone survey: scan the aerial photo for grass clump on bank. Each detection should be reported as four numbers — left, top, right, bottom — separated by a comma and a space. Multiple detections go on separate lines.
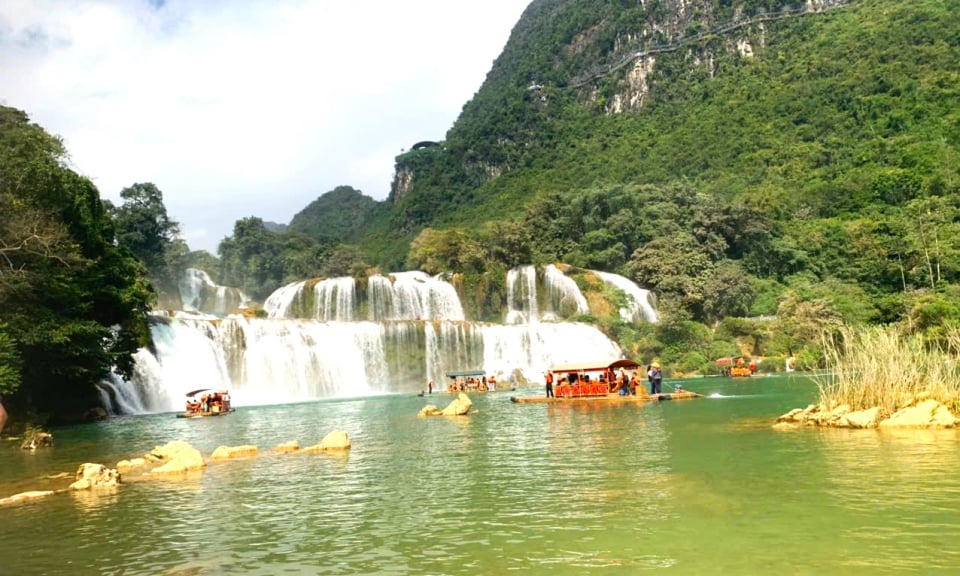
815, 326, 960, 418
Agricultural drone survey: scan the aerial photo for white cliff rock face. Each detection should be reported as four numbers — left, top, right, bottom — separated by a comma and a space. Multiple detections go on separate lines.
585, 0, 850, 115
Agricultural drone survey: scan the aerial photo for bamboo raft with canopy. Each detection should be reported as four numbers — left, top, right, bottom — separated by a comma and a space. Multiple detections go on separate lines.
510, 359, 702, 404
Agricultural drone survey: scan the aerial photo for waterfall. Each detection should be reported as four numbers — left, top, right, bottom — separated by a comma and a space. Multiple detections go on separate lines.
179, 268, 249, 315
368, 271, 464, 321
109, 265, 656, 414
592, 271, 658, 323
506, 266, 538, 324
315, 277, 357, 321
263, 281, 308, 318
543, 264, 590, 320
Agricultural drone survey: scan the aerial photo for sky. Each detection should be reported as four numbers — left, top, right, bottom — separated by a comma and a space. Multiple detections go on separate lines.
0, 0, 531, 253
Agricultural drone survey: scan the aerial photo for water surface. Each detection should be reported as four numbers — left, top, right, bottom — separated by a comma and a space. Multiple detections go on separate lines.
2, 375, 959, 575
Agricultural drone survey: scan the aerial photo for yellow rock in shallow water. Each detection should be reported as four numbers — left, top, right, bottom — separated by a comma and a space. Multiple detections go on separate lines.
211, 445, 259, 460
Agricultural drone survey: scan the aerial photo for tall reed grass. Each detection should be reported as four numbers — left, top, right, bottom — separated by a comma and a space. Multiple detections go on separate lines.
815, 326, 960, 418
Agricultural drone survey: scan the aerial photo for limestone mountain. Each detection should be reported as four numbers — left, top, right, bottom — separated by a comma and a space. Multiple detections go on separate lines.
248, 0, 959, 330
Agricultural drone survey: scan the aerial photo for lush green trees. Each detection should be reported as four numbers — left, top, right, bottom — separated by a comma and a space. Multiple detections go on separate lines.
109, 182, 189, 302
0, 106, 154, 423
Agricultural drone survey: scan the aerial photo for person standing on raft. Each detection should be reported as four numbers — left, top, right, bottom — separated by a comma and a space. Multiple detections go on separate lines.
650, 362, 663, 394
544, 371, 554, 398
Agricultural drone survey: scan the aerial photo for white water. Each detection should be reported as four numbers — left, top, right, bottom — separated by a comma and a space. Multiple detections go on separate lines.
179, 268, 248, 315
506, 266, 539, 324
593, 270, 658, 323
108, 266, 655, 414
543, 264, 590, 320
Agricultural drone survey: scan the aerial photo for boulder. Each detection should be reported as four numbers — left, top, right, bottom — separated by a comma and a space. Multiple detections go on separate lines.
211, 445, 259, 460
0, 490, 55, 506
879, 399, 957, 428
69, 463, 121, 490
417, 405, 442, 417
116, 457, 147, 471
146, 440, 206, 474
838, 407, 880, 429
273, 440, 300, 453
302, 430, 351, 453
441, 393, 473, 416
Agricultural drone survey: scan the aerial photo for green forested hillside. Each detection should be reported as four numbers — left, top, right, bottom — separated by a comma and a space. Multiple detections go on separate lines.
200, 0, 960, 368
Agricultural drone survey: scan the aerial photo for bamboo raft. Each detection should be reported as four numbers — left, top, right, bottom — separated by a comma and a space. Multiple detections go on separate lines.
510, 390, 703, 404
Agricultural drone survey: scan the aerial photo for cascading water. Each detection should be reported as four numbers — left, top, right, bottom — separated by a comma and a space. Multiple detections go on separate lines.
108, 266, 656, 414
506, 266, 538, 324
179, 268, 249, 315
542, 264, 590, 320
592, 271, 658, 323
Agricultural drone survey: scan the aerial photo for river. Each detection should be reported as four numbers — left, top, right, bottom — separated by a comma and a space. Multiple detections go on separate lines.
2, 374, 959, 575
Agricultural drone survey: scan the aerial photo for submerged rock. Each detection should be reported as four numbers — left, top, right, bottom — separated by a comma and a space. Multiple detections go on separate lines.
146, 440, 206, 474
303, 430, 351, 453
211, 445, 259, 460
417, 404, 441, 417
20, 429, 53, 451
69, 463, 121, 490
775, 398, 958, 429
273, 440, 300, 453
419, 393, 473, 417
0, 490, 56, 506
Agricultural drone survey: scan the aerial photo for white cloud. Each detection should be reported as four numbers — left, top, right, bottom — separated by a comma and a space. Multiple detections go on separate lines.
0, 0, 530, 252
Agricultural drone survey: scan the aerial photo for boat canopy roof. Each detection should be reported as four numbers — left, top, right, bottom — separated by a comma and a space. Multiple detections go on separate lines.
185, 388, 229, 397
549, 359, 641, 373
445, 370, 486, 379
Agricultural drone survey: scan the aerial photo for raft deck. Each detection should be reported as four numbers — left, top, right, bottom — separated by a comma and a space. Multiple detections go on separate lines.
510, 391, 703, 404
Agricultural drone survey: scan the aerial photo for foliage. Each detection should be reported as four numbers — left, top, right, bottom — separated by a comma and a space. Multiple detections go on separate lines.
0, 106, 153, 421
109, 182, 187, 300
815, 325, 960, 417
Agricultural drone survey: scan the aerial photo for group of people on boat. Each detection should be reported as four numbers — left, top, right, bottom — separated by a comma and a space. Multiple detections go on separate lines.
446, 375, 496, 393
185, 391, 230, 415
544, 362, 665, 397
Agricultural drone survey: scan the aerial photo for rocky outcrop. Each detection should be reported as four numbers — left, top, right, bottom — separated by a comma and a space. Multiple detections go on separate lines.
20, 428, 53, 450
146, 440, 206, 475
775, 399, 959, 429
211, 445, 258, 460
878, 399, 958, 429
116, 457, 147, 471
418, 393, 474, 417
0, 490, 56, 506
302, 430, 351, 453
69, 463, 121, 490
273, 440, 300, 453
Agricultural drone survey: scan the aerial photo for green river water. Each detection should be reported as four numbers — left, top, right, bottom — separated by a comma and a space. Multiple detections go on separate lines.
2, 374, 959, 575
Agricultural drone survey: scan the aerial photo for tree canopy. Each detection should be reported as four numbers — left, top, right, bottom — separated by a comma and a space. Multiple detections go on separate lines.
0, 106, 154, 423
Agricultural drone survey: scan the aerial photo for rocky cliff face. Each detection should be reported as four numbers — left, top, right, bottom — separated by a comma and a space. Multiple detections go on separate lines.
573, 0, 851, 114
